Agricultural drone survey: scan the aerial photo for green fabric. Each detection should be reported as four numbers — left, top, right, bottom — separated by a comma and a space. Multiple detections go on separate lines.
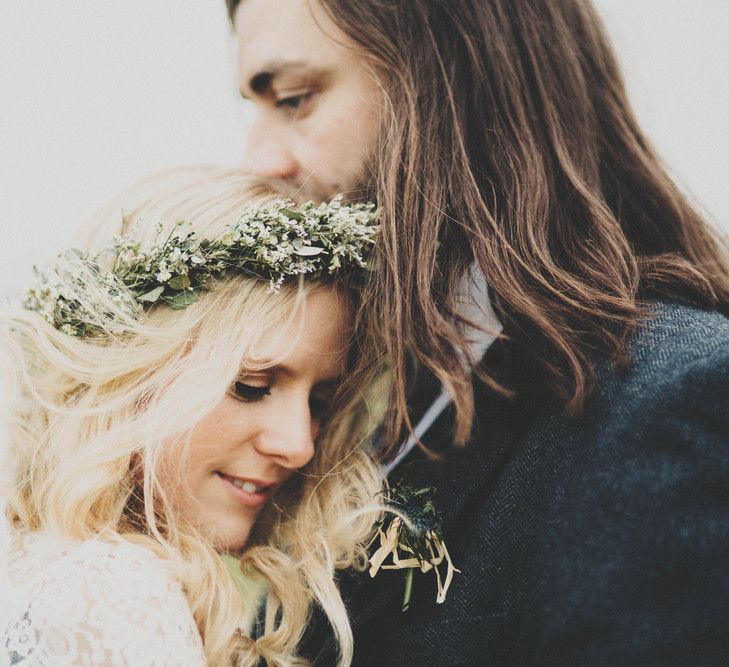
220, 554, 268, 634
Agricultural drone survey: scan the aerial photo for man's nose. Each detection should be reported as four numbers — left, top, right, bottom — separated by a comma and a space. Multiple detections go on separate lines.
240, 115, 299, 181
254, 399, 316, 470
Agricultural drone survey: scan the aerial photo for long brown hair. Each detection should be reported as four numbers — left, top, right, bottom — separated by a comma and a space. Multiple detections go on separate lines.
229, 0, 729, 452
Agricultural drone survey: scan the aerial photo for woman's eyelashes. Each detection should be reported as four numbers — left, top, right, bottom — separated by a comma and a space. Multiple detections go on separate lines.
228, 380, 271, 402
227, 376, 338, 420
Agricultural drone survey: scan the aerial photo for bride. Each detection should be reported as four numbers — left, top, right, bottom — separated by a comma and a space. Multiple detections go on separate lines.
0, 167, 386, 666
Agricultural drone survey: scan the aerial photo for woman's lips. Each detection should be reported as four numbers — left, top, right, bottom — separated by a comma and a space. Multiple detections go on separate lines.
215, 471, 275, 508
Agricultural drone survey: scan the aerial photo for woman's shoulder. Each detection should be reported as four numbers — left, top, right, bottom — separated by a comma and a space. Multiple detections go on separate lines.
2, 532, 206, 666
7, 531, 182, 605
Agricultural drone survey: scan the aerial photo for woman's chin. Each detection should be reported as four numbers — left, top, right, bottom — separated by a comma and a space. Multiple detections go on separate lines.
210, 535, 249, 553
202, 516, 254, 553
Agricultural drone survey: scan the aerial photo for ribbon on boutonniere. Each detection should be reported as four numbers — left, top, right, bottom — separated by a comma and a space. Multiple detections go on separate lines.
368, 483, 460, 611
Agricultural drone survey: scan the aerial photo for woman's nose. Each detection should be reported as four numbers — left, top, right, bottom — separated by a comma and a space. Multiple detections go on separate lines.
254, 398, 316, 469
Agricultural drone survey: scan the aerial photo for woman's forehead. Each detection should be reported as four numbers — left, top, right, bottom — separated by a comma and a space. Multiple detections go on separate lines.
242, 287, 353, 378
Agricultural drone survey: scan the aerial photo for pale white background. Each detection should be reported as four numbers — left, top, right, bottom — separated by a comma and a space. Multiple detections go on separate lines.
0, 2, 728, 542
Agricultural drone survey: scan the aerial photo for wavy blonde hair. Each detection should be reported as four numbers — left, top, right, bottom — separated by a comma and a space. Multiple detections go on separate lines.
1, 167, 386, 666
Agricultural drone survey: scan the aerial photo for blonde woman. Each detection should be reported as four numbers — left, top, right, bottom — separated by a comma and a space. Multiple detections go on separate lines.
0, 167, 386, 666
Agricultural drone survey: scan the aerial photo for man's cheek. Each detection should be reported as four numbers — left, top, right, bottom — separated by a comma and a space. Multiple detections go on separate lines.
323, 118, 371, 172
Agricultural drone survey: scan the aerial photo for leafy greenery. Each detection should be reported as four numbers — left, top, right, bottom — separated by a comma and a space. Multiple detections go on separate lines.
24, 196, 379, 337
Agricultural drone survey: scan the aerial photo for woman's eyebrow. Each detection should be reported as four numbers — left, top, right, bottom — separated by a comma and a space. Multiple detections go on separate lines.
259, 363, 344, 385
236, 360, 274, 374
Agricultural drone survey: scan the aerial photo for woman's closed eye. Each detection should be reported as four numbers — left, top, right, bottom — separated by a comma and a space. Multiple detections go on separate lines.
228, 381, 271, 403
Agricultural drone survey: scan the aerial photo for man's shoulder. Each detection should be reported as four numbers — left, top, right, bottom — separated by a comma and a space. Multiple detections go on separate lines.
587, 301, 729, 431
515, 300, 729, 554
620, 300, 729, 386
503, 301, 729, 475
528, 304, 729, 662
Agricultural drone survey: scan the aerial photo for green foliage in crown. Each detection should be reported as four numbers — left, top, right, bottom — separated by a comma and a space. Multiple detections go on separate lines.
23, 196, 378, 337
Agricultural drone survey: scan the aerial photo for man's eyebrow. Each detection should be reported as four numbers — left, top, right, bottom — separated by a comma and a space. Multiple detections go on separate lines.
240, 61, 332, 98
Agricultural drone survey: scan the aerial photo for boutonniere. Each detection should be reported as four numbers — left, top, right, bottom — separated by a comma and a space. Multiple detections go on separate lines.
369, 483, 460, 611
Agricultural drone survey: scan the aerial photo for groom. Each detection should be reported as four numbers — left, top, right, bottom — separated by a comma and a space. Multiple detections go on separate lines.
228, 0, 729, 664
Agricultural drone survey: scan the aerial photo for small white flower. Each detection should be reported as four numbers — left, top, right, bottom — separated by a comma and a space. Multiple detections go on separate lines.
23, 195, 378, 338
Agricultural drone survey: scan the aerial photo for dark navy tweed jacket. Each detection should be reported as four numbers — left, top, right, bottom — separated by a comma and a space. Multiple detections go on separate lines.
302, 301, 729, 666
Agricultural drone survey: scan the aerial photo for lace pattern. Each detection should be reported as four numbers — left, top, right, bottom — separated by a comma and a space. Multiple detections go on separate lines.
1, 533, 206, 666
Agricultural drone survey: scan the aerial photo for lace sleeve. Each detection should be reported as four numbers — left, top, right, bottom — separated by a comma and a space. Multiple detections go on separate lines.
2, 537, 206, 667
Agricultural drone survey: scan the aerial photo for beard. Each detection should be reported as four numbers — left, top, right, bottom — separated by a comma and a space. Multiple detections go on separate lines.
254, 155, 377, 205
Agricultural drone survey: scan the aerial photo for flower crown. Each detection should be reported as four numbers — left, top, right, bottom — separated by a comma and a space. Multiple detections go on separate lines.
24, 196, 379, 337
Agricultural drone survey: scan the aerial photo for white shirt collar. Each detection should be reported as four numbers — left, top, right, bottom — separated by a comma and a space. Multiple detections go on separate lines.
385, 264, 503, 473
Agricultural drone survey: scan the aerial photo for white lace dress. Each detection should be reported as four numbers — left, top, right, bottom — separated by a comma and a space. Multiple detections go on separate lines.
1, 533, 206, 666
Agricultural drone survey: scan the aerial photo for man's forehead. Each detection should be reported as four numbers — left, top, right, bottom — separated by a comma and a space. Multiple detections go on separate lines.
234, 0, 342, 76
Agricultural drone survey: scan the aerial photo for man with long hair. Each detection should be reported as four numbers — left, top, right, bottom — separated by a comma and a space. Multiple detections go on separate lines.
228, 0, 729, 663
